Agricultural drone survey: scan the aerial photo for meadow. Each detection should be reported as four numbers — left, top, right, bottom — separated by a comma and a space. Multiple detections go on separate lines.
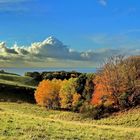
0, 102, 140, 140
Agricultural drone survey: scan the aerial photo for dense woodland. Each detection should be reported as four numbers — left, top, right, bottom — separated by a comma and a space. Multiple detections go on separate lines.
34, 56, 140, 119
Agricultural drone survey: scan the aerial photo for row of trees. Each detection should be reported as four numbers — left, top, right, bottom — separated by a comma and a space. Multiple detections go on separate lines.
34, 56, 140, 119
35, 73, 95, 112
25, 71, 81, 82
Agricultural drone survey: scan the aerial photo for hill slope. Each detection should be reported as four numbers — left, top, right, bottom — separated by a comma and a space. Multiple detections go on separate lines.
0, 73, 37, 102
0, 73, 37, 88
0, 102, 140, 140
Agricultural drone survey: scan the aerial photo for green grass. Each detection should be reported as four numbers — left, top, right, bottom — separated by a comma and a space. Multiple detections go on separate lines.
0, 73, 37, 88
0, 102, 140, 140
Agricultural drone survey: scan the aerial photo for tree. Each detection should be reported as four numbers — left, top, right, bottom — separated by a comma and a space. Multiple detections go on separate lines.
92, 55, 140, 108
82, 73, 95, 102
75, 74, 87, 94
35, 79, 62, 109
25, 71, 42, 81
72, 93, 81, 111
59, 78, 80, 110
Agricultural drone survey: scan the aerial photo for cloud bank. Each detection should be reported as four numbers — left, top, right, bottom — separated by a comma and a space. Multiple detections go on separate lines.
0, 36, 139, 67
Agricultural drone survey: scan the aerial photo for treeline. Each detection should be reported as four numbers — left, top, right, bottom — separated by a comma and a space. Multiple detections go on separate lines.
25, 71, 82, 82
34, 56, 140, 119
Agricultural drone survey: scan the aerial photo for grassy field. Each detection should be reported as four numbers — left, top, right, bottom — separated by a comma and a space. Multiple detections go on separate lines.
0, 102, 140, 140
0, 73, 37, 88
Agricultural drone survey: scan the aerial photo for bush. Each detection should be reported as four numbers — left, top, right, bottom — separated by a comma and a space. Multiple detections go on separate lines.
80, 103, 106, 119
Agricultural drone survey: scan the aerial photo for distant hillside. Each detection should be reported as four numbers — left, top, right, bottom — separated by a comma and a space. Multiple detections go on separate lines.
0, 72, 37, 103
0, 69, 19, 76
0, 73, 37, 88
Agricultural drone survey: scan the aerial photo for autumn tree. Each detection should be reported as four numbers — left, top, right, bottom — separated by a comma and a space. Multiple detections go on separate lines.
92, 55, 140, 108
35, 79, 62, 109
59, 78, 81, 110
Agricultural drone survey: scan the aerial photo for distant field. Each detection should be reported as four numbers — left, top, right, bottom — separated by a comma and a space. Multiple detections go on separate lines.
0, 73, 37, 88
0, 73, 36, 103
0, 102, 140, 140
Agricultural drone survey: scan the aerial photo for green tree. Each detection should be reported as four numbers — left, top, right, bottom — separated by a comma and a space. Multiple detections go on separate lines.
59, 78, 80, 110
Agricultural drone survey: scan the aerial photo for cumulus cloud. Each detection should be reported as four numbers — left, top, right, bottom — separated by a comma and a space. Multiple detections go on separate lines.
0, 42, 17, 54
0, 36, 139, 67
28, 37, 70, 59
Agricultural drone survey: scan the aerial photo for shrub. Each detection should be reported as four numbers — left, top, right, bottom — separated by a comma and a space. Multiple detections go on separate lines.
80, 103, 105, 119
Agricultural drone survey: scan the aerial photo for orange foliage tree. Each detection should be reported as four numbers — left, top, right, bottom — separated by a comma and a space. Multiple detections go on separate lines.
35, 79, 62, 109
92, 56, 139, 108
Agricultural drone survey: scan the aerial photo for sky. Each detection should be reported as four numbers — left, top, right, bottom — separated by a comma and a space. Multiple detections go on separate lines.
0, 0, 140, 67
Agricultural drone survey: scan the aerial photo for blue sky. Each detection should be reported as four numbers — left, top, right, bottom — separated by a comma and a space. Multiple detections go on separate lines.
0, 0, 140, 51
0, 0, 139, 67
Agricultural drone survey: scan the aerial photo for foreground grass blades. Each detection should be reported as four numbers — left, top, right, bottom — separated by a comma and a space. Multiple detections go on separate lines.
0, 102, 140, 140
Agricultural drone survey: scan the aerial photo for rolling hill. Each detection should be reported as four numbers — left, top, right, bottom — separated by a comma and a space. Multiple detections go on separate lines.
0, 72, 37, 103
0, 102, 140, 140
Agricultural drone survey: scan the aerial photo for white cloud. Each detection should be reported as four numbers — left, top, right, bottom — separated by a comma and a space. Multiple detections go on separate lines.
0, 36, 139, 67
99, 0, 107, 6
27, 37, 70, 59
